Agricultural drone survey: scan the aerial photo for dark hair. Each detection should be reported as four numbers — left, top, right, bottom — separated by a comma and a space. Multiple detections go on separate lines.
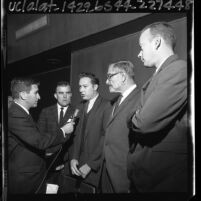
110, 60, 135, 79
79, 72, 100, 86
56, 81, 71, 91
141, 21, 176, 50
10, 77, 40, 99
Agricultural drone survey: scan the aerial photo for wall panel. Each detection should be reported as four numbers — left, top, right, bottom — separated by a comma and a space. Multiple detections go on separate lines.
7, 13, 149, 63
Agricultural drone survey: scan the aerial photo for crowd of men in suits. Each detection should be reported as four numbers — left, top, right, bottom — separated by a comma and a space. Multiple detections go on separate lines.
7, 21, 191, 196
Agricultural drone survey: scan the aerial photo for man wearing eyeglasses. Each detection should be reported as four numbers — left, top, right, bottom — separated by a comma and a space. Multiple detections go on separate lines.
101, 61, 140, 193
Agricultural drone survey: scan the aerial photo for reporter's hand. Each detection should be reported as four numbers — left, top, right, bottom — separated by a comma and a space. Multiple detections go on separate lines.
61, 121, 75, 135
70, 159, 81, 176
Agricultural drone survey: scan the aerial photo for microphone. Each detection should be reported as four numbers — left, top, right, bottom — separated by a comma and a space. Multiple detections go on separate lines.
72, 109, 80, 123
67, 109, 80, 124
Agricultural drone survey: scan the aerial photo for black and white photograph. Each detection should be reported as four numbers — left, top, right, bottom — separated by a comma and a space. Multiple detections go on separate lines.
1, 0, 195, 201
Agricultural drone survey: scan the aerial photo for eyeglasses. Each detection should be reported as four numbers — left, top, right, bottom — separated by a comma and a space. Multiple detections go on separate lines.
107, 72, 122, 80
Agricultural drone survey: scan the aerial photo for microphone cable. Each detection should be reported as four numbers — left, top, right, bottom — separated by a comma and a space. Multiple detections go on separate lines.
35, 146, 62, 194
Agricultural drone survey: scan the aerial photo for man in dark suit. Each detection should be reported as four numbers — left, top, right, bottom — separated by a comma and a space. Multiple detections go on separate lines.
102, 61, 140, 193
37, 81, 75, 186
128, 22, 190, 193
69, 72, 110, 193
8, 77, 75, 194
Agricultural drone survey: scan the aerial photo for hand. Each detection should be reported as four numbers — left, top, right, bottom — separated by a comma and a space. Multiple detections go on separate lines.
127, 109, 140, 129
70, 159, 81, 176
79, 164, 91, 179
55, 164, 64, 171
61, 121, 75, 135
135, 109, 140, 115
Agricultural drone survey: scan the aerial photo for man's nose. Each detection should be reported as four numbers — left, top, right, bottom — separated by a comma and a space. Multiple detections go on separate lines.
138, 51, 142, 58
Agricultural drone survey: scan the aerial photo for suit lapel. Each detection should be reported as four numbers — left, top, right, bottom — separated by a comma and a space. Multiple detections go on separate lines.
63, 105, 74, 122
142, 54, 178, 92
107, 88, 139, 127
13, 103, 37, 128
141, 54, 179, 104
84, 96, 102, 139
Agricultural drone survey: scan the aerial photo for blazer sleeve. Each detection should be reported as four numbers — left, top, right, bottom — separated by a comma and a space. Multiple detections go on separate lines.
8, 111, 68, 151
131, 61, 187, 134
37, 108, 48, 133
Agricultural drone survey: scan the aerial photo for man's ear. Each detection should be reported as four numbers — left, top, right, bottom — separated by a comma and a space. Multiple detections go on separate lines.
94, 84, 98, 91
54, 93, 57, 100
154, 36, 161, 50
19, 91, 27, 100
122, 72, 127, 83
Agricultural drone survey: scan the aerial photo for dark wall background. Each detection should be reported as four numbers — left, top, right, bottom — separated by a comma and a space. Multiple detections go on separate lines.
71, 16, 187, 105
7, 13, 149, 63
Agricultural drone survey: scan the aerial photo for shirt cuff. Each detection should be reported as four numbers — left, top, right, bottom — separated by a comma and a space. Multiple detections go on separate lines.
60, 128, 66, 138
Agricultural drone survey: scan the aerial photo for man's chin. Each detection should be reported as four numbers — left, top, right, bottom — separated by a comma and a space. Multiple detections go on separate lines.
109, 88, 115, 93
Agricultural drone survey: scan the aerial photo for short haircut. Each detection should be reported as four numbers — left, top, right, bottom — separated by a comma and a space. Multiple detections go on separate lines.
10, 77, 40, 99
79, 72, 100, 86
141, 21, 176, 50
55, 81, 71, 92
110, 60, 135, 79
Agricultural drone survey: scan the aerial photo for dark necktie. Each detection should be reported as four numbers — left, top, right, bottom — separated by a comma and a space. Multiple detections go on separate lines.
84, 101, 89, 113
59, 107, 64, 125
113, 95, 122, 116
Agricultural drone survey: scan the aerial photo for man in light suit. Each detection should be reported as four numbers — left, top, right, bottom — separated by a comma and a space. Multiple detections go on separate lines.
37, 81, 75, 185
102, 61, 140, 193
69, 72, 110, 193
128, 22, 190, 193
8, 77, 75, 194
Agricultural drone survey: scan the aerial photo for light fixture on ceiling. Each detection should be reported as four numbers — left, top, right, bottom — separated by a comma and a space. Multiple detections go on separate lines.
15, 15, 48, 40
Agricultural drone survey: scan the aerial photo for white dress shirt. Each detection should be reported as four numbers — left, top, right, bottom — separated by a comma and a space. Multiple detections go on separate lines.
87, 93, 99, 113
119, 84, 137, 105
57, 104, 68, 123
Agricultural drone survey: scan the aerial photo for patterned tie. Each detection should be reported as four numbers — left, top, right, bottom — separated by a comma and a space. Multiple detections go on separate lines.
113, 95, 122, 116
59, 107, 64, 125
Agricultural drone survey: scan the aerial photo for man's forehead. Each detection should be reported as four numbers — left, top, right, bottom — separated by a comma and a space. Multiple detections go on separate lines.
140, 29, 151, 41
79, 77, 91, 84
108, 65, 117, 73
56, 85, 71, 91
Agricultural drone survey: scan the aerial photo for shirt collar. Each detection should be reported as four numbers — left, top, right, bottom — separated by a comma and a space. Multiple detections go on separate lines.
57, 103, 68, 112
88, 93, 99, 105
155, 54, 178, 74
14, 101, 29, 115
120, 84, 137, 104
